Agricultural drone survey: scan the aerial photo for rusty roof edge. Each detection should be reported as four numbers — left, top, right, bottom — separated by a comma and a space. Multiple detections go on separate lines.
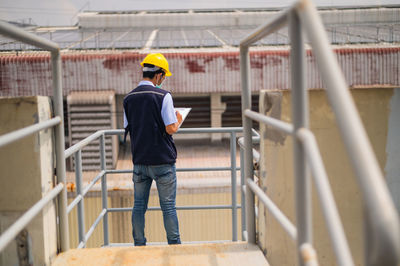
1, 43, 399, 57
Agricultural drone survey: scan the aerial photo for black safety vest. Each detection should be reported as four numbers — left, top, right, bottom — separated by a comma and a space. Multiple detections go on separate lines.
123, 85, 177, 165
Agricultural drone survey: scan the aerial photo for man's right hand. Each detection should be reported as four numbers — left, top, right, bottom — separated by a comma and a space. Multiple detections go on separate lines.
165, 111, 182, 135
176, 111, 183, 125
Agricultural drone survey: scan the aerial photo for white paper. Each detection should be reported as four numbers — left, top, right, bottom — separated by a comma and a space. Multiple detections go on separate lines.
174, 107, 191, 127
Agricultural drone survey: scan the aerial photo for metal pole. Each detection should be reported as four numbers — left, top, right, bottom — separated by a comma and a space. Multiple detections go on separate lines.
65, 130, 104, 159
100, 134, 109, 246
240, 7, 290, 48
79, 209, 107, 249
0, 20, 59, 52
0, 117, 61, 148
52, 50, 70, 251
0, 184, 63, 253
244, 110, 294, 135
289, 10, 310, 266
74, 150, 86, 247
230, 131, 237, 241
240, 146, 246, 241
240, 44, 256, 244
297, 128, 354, 266
247, 178, 297, 241
297, 2, 400, 264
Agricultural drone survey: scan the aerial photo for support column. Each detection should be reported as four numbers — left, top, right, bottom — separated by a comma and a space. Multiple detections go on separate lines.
210, 94, 226, 142
0, 96, 58, 265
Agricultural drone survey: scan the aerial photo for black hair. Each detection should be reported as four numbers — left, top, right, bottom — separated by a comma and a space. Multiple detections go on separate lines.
142, 63, 165, 79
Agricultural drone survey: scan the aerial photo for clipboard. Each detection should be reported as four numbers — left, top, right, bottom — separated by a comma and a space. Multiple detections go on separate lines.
174, 107, 191, 128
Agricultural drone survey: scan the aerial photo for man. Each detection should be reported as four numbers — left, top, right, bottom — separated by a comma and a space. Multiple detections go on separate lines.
123, 53, 182, 246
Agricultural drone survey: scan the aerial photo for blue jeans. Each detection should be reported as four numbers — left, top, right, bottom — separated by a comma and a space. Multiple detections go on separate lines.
131, 163, 181, 246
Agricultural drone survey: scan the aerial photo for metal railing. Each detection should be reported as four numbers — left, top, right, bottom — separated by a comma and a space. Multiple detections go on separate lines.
1, 2, 399, 264
0, 21, 69, 252
65, 127, 245, 248
240, 0, 400, 266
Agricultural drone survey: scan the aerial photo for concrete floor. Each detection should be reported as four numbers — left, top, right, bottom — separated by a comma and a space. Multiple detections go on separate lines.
60, 139, 271, 265
53, 242, 269, 266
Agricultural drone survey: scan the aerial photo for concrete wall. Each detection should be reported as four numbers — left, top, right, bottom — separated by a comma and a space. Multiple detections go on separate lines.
0, 96, 58, 265
78, 10, 279, 29
77, 8, 400, 29
257, 87, 399, 265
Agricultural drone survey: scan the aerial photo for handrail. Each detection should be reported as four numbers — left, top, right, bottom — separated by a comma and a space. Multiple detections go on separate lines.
244, 110, 294, 135
0, 21, 69, 252
66, 127, 245, 247
243, 109, 354, 265
240, 6, 292, 48
297, 128, 353, 265
67, 170, 106, 214
65, 130, 104, 158
238, 138, 260, 165
0, 116, 63, 252
77, 209, 107, 249
0, 184, 64, 253
239, 0, 400, 265
296, 2, 400, 264
178, 127, 243, 133
247, 178, 297, 240
0, 21, 59, 52
0, 117, 61, 148
107, 167, 240, 173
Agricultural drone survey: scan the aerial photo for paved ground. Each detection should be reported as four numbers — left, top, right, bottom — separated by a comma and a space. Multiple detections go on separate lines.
66, 139, 241, 192
53, 242, 269, 266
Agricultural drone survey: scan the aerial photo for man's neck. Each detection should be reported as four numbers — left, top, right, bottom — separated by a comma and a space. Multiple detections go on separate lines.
143, 77, 156, 86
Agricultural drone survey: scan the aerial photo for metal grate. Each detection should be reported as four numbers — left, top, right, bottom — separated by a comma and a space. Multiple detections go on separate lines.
222, 95, 259, 128
173, 96, 211, 128
67, 91, 118, 171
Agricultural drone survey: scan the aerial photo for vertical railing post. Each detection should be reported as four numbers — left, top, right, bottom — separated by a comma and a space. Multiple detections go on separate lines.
289, 10, 310, 266
240, 45, 256, 244
52, 50, 70, 251
298, 3, 400, 264
230, 131, 237, 241
239, 146, 247, 241
100, 133, 109, 246
74, 150, 85, 246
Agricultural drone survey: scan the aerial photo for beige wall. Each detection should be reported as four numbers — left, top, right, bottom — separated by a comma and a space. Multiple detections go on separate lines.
257, 88, 396, 266
0, 96, 58, 266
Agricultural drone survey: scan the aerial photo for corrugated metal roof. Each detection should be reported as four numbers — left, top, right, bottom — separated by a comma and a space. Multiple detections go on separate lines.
0, 7, 399, 50
1, 24, 398, 50
0, 46, 399, 97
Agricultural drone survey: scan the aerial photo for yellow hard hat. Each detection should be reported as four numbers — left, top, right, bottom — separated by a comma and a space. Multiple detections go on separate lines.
140, 53, 172, 76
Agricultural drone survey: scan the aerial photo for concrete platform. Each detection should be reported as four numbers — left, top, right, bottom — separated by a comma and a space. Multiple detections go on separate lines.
53, 242, 269, 266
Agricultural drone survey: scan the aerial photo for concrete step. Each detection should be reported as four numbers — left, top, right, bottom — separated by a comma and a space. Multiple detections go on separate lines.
53, 242, 270, 266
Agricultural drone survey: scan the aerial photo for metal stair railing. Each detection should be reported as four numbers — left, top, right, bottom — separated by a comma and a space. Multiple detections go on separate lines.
0, 21, 69, 252
64, 127, 244, 248
0, 20, 249, 251
239, 0, 400, 266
